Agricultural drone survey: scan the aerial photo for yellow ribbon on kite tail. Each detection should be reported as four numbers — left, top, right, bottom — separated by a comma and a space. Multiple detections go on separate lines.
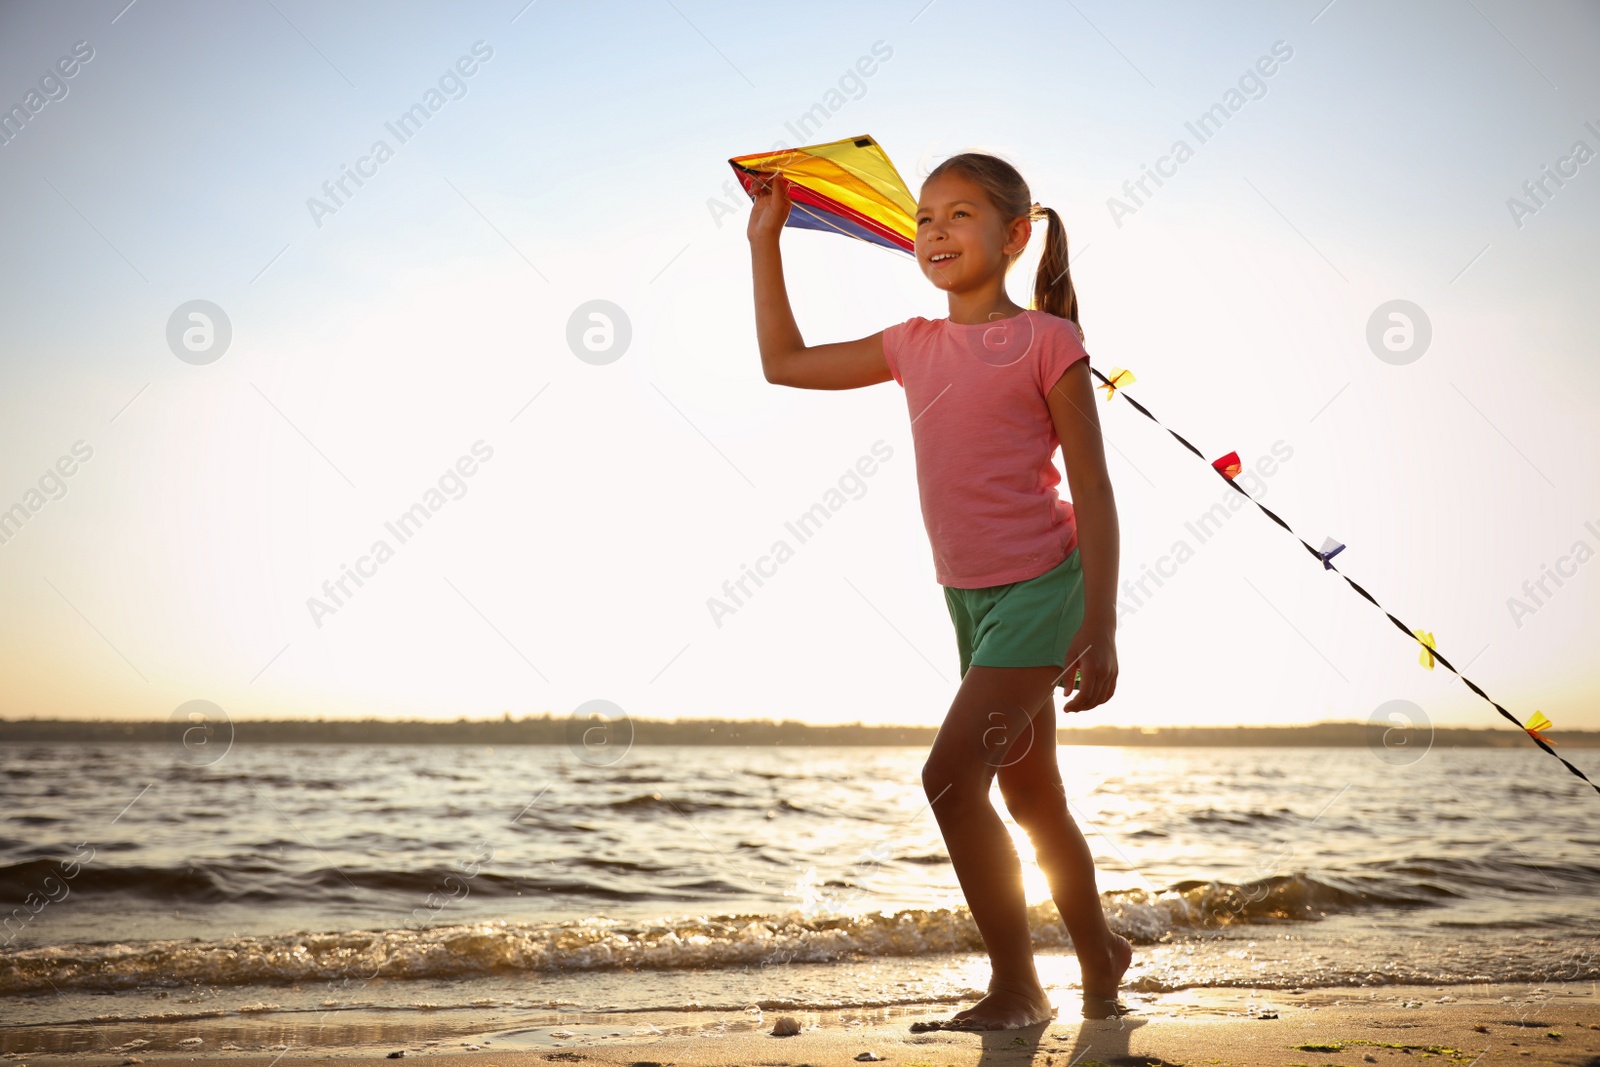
1098, 367, 1135, 400
1413, 629, 1436, 670
1525, 711, 1556, 746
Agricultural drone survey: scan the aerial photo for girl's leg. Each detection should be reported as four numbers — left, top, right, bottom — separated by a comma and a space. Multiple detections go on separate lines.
995, 701, 1132, 1002
920, 662, 1065, 1029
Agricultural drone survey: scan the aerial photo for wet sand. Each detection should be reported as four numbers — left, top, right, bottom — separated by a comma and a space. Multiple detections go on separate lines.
51, 982, 1600, 1067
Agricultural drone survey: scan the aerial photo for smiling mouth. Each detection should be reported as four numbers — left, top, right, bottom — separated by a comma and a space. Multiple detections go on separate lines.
929, 252, 960, 265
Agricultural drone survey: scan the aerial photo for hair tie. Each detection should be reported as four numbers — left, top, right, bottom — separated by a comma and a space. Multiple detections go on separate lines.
1028, 201, 1049, 220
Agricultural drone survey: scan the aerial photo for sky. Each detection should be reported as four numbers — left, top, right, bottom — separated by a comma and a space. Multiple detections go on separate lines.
0, 0, 1597, 732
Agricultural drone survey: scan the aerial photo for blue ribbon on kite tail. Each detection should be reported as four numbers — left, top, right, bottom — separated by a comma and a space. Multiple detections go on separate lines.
1086, 363, 1600, 799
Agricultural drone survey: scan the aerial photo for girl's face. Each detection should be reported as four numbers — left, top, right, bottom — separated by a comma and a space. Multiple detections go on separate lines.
913, 172, 1025, 292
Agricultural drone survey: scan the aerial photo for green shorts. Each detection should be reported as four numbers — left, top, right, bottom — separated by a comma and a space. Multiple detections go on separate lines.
943, 547, 1086, 690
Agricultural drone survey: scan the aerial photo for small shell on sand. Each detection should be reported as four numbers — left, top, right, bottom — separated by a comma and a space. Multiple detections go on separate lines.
854, 1053, 884, 1061
771, 1015, 802, 1036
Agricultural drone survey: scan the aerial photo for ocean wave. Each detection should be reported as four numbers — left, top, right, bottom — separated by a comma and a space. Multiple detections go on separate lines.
0, 867, 1495, 996
1361, 855, 1600, 895
603, 792, 736, 814
1102, 873, 1447, 941
0, 859, 726, 905
9, 911, 976, 994
1184, 806, 1297, 827
5, 845, 1594, 917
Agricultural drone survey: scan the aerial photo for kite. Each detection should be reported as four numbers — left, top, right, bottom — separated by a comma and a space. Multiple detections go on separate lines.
1099, 367, 1136, 400
732, 134, 1599, 798
729, 135, 917, 256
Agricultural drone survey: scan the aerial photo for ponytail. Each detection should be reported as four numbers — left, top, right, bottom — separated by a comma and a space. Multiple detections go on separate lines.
1028, 203, 1081, 340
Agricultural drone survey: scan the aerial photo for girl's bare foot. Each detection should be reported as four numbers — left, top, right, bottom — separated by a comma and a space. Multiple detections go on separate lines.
937, 979, 1055, 1031
1080, 932, 1133, 1000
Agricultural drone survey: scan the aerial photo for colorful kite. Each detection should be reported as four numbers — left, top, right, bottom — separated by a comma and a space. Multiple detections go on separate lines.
733, 134, 1599, 798
729, 135, 917, 255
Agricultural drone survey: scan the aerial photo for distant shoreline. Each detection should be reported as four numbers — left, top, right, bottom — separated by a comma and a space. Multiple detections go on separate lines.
1, 716, 1595, 747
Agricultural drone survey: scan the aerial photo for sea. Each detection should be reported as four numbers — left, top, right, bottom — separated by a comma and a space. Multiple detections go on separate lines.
2, 741, 1597, 1055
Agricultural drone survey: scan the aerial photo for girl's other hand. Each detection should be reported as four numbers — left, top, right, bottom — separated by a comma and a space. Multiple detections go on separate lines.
1061, 623, 1118, 713
747, 172, 792, 244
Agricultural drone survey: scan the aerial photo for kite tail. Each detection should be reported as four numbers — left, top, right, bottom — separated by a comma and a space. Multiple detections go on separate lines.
1088, 364, 1600, 799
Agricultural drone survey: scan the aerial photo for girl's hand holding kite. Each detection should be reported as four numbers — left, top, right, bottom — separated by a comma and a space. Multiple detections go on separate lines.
746, 172, 792, 244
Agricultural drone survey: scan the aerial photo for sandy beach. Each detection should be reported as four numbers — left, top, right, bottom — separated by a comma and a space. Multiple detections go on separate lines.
31, 982, 1593, 1067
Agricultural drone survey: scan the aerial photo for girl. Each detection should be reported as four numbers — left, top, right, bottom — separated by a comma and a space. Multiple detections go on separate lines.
746, 151, 1132, 1030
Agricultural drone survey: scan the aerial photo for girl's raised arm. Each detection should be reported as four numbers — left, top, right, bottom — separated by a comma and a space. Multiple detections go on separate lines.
748, 174, 893, 391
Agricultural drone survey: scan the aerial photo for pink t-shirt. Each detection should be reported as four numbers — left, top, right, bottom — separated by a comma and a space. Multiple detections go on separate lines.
881, 310, 1091, 589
